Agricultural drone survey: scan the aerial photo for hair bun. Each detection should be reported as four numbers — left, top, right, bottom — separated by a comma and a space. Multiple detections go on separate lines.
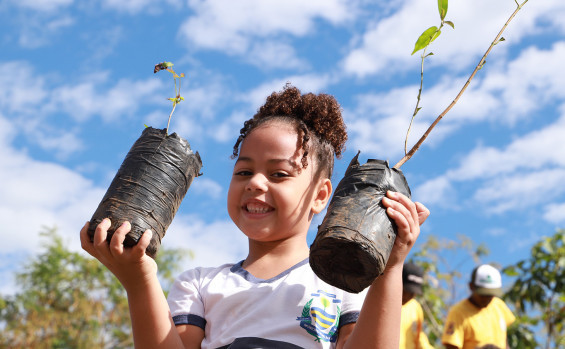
257, 83, 347, 157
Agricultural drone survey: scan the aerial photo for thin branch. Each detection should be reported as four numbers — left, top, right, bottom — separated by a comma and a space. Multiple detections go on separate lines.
405, 47, 427, 155
394, 0, 529, 169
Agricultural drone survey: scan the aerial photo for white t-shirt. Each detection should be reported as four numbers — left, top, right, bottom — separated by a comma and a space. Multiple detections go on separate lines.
167, 258, 367, 349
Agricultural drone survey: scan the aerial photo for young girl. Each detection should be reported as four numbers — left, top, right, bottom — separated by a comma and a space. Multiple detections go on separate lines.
80, 85, 429, 348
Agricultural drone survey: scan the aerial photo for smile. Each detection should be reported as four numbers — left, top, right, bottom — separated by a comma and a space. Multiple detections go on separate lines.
245, 202, 274, 214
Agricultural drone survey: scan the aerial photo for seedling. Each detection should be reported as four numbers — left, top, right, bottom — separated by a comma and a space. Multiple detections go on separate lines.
154, 61, 185, 135
395, 0, 530, 169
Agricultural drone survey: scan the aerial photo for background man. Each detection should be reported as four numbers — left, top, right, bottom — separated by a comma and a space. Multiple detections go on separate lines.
400, 262, 433, 349
442, 264, 515, 349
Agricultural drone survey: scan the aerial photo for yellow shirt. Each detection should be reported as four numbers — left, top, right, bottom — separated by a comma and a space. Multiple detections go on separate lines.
400, 298, 434, 349
442, 297, 515, 349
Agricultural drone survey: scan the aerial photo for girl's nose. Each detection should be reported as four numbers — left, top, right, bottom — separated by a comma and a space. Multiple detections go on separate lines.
246, 173, 268, 192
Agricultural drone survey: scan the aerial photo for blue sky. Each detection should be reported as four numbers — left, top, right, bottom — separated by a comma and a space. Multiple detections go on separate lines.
1, 0, 564, 298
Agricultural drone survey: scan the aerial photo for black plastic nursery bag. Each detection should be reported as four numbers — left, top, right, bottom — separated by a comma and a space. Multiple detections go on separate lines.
87, 127, 202, 258
310, 152, 411, 293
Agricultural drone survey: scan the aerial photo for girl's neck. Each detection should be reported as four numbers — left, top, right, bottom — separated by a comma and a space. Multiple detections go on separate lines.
242, 238, 309, 280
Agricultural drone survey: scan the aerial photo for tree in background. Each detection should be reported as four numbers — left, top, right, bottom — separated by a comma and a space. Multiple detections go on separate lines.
408, 234, 490, 346
0, 226, 189, 348
503, 229, 565, 349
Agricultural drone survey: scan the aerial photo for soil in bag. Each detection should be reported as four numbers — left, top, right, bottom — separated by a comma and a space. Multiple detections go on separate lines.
309, 152, 411, 293
87, 127, 202, 258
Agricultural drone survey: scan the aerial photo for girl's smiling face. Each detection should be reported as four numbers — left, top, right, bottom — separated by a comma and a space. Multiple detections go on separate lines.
227, 120, 330, 244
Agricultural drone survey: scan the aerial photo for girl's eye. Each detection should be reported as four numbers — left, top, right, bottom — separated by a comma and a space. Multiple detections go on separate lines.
234, 170, 252, 176
271, 171, 289, 178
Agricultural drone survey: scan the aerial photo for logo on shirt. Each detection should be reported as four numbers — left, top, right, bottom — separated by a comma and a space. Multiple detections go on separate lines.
296, 290, 341, 343
446, 322, 455, 335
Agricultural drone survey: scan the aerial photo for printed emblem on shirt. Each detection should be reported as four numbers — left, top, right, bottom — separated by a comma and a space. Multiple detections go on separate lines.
296, 290, 341, 342
446, 322, 455, 335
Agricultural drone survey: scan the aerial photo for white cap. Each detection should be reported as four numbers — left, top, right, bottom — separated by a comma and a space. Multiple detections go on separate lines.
471, 264, 502, 297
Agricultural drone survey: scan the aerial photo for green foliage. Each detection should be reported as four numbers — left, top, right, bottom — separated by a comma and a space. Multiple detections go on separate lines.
0, 226, 189, 348
411, 0, 454, 55
412, 26, 441, 55
503, 229, 565, 349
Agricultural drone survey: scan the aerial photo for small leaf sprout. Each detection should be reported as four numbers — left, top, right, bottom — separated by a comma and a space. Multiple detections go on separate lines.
154, 62, 186, 135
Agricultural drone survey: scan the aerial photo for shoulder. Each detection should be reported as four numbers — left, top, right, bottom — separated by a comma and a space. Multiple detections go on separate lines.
173, 262, 238, 286
449, 298, 470, 312
490, 297, 510, 308
446, 299, 473, 322
490, 297, 515, 320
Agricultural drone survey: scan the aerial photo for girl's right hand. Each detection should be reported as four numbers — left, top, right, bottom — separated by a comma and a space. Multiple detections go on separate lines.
80, 218, 158, 292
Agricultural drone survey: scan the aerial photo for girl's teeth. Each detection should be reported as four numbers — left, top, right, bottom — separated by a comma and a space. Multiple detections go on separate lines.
247, 203, 271, 213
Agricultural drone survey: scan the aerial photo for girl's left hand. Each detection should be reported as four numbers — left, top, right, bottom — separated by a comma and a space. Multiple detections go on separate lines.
381, 190, 429, 267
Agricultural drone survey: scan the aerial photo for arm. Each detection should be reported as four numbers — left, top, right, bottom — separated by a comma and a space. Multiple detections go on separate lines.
80, 219, 197, 349
339, 190, 430, 349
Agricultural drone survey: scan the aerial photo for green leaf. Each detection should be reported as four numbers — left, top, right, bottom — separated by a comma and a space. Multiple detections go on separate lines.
412, 26, 438, 55
444, 20, 455, 29
438, 0, 448, 21
430, 29, 442, 44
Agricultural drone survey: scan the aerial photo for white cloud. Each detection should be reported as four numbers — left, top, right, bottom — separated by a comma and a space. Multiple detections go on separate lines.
0, 61, 176, 158
344, 86, 456, 160
165, 214, 248, 270
485, 42, 565, 124
101, 0, 182, 14
0, 125, 103, 256
413, 176, 456, 209
473, 169, 565, 214
342, 0, 564, 78
543, 202, 565, 224
345, 40, 565, 162
16, 14, 75, 48
247, 41, 308, 70
0, 61, 48, 113
447, 113, 565, 181
0, 112, 242, 295
51, 77, 164, 123
179, 0, 355, 68
411, 110, 565, 217
189, 177, 224, 200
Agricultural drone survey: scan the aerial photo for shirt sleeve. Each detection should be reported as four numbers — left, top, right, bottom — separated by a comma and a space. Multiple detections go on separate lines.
167, 268, 207, 329
338, 288, 368, 327
499, 298, 516, 327
442, 307, 464, 348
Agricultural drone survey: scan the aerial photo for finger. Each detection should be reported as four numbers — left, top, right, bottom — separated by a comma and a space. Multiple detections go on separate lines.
80, 221, 95, 255
387, 191, 418, 223
386, 206, 410, 231
131, 229, 153, 259
110, 221, 131, 256
383, 192, 415, 228
94, 218, 111, 247
415, 202, 430, 225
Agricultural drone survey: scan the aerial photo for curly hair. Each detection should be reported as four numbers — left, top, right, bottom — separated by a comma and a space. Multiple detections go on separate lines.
232, 84, 347, 179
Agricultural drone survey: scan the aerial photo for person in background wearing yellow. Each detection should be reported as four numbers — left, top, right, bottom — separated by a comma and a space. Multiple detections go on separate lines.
400, 262, 434, 349
442, 264, 515, 349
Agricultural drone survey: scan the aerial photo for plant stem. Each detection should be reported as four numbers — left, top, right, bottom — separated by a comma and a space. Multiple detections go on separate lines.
166, 102, 177, 136
405, 47, 428, 155
393, 0, 529, 169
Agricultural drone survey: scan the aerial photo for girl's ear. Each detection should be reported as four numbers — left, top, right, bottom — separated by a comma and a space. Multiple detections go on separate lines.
312, 178, 332, 214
